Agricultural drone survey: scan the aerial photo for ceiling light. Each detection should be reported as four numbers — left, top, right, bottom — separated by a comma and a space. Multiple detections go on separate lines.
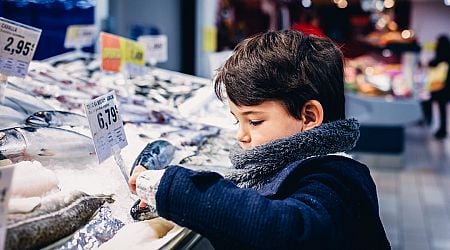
302, 0, 312, 8
337, 0, 348, 8
384, 0, 395, 9
401, 30, 412, 39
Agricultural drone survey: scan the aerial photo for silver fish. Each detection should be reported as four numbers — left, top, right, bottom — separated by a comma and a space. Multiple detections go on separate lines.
25, 111, 89, 128
129, 140, 175, 222
0, 105, 27, 130
6, 191, 114, 250
130, 139, 176, 174
0, 127, 95, 165
161, 125, 221, 147
3, 87, 53, 115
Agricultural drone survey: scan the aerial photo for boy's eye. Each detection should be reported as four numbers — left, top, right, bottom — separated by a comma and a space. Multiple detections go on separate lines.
249, 120, 263, 126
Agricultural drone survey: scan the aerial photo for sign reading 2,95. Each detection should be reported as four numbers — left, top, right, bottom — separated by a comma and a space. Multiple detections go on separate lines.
0, 17, 41, 78
84, 91, 128, 163
3, 37, 35, 56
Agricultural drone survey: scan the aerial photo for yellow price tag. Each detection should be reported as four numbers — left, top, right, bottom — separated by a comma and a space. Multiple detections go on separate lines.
100, 32, 146, 76
119, 38, 145, 66
203, 26, 217, 52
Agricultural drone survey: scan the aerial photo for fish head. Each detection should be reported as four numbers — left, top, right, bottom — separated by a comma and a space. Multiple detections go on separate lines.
0, 128, 26, 158
131, 140, 176, 172
25, 111, 51, 127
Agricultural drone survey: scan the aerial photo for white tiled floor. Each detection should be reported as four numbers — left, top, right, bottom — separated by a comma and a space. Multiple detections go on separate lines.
370, 125, 450, 250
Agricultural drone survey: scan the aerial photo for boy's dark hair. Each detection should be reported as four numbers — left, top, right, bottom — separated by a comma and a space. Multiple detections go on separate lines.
214, 30, 345, 122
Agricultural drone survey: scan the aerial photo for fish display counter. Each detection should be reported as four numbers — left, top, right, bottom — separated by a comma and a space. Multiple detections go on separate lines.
0, 51, 235, 249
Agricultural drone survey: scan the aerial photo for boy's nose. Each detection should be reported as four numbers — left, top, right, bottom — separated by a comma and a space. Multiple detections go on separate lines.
236, 126, 250, 144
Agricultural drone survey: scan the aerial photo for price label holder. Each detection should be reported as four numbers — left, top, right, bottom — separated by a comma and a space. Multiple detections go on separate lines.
120, 36, 146, 77
100, 32, 146, 77
100, 32, 146, 102
84, 91, 129, 181
137, 34, 168, 67
0, 164, 15, 249
64, 24, 97, 53
0, 17, 41, 104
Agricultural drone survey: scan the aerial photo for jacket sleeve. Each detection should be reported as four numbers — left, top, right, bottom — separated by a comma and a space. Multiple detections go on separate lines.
155, 165, 350, 250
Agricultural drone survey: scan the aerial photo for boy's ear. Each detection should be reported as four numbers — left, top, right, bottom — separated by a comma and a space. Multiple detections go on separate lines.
300, 100, 324, 131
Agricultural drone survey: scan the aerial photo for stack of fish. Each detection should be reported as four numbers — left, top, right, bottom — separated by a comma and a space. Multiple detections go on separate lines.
0, 51, 229, 249
6, 190, 114, 250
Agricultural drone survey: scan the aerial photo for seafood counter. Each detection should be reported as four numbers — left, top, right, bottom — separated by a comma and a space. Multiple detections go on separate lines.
0, 52, 235, 249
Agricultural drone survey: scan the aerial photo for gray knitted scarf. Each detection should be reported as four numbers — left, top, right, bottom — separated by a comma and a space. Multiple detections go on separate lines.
225, 118, 360, 190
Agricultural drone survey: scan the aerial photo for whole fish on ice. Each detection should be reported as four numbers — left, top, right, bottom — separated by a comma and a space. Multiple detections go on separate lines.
161, 125, 220, 147
25, 110, 89, 128
0, 105, 27, 130
0, 127, 95, 165
129, 140, 176, 221
6, 190, 114, 250
3, 87, 53, 115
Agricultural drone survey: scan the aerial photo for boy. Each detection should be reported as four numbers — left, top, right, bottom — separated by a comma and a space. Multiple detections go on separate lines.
129, 30, 390, 249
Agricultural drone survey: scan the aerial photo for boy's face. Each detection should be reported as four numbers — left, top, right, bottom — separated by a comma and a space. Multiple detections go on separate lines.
229, 100, 305, 150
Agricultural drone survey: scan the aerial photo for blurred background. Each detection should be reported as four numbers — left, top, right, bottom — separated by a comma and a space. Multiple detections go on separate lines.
1, 0, 450, 249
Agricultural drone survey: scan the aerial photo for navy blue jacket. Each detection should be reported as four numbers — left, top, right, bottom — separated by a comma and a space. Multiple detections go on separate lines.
156, 155, 390, 250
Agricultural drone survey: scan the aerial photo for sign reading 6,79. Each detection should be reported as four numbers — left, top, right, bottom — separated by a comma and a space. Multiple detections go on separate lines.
84, 91, 128, 163
97, 105, 119, 130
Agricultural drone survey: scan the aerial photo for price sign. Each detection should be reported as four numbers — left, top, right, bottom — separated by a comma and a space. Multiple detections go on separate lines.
64, 24, 97, 49
0, 164, 14, 250
120, 37, 146, 76
138, 35, 168, 63
84, 91, 128, 163
100, 32, 146, 77
203, 26, 217, 52
0, 17, 41, 78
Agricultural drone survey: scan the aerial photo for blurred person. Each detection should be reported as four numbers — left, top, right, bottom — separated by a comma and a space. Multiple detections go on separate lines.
292, 11, 325, 37
217, 0, 281, 51
129, 30, 390, 249
421, 35, 450, 139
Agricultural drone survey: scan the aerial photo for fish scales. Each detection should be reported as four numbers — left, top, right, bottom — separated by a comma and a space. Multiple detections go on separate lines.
6, 191, 113, 250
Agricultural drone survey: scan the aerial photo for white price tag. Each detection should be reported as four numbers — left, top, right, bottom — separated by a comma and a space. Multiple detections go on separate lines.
64, 24, 97, 49
0, 164, 14, 250
0, 17, 41, 78
84, 91, 128, 163
138, 35, 168, 64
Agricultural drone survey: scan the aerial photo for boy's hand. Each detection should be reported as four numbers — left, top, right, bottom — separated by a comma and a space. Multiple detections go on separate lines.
129, 165, 149, 208
131, 169, 166, 207
129, 165, 147, 193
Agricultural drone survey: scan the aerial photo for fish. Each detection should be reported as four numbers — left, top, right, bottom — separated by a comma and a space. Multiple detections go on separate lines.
0, 105, 27, 130
25, 110, 89, 128
161, 125, 221, 147
6, 190, 114, 250
130, 140, 176, 175
0, 127, 95, 166
3, 87, 53, 115
129, 140, 177, 221
130, 199, 158, 221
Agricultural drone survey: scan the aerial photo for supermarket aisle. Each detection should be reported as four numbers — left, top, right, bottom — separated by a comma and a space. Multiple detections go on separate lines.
372, 125, 450, 250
